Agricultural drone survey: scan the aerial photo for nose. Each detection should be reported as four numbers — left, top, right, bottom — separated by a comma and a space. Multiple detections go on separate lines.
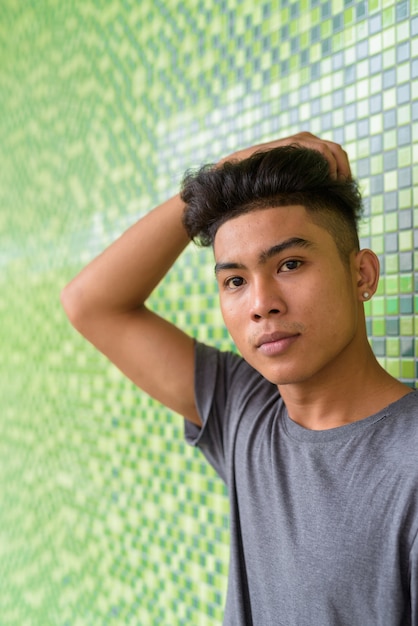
250, 277, 284, 321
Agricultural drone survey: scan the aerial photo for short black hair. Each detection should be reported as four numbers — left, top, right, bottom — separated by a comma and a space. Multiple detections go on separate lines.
181, 145, 363, 261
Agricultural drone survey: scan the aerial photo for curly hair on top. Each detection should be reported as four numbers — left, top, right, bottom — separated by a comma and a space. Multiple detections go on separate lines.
181, 145, 363, 260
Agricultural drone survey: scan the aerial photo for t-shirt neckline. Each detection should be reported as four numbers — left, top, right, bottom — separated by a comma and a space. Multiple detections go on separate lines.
282, 390, 417, 443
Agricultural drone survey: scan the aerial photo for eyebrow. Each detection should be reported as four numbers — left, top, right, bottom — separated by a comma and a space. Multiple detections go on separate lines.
214, 237, 315, 275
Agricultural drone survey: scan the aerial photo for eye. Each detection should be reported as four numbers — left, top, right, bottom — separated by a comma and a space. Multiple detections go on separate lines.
224, 276, 246, 290
279, 259, 302, 272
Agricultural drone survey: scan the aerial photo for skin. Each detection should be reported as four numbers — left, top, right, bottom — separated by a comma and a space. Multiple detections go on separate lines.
214, 205, 411, 430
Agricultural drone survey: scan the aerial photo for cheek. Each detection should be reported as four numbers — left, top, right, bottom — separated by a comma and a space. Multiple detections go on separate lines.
220, 300, 242, 327
290, 274, 354, 324
304, 281, 357, 336
219, 297, 248, 343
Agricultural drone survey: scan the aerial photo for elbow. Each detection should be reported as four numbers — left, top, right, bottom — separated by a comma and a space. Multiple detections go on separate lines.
60, 281, 87, 331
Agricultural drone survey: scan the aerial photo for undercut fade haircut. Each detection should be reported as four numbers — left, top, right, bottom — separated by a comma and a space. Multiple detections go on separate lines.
181, 145, 364, 262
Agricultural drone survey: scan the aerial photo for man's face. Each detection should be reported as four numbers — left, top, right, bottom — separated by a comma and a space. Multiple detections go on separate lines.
214, 205, 364, 388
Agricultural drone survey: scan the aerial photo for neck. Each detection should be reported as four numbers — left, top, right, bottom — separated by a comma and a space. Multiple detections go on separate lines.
278, 344, 411, 431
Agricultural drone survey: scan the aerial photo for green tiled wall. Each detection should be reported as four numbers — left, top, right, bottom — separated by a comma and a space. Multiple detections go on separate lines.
1, 0, 417, 624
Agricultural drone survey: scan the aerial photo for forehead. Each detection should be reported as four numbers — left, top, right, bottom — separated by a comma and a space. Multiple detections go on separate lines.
213, 205, 332, 259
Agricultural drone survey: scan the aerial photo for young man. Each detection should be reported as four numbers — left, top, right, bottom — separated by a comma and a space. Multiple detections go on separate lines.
61, 132, 417, 625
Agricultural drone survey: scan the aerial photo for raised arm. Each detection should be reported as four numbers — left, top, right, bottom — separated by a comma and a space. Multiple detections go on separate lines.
61, 193, 201, 424
61, 132, 351, 427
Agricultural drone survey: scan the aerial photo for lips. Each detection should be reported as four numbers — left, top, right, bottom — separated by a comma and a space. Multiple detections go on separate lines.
256, 331, 300, 356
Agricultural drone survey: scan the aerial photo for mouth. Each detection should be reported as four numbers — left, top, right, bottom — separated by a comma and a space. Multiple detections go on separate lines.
256, 331, 300, 356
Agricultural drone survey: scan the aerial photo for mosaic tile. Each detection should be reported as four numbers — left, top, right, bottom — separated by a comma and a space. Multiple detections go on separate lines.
0, 0, 416, 623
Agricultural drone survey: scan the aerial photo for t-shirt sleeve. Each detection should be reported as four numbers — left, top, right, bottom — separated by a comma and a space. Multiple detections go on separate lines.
184, 341, 258, 483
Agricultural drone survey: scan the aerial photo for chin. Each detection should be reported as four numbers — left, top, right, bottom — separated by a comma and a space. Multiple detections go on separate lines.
253, 361, 319, 387
265, 374, 303, 387
249, 363, 303, 386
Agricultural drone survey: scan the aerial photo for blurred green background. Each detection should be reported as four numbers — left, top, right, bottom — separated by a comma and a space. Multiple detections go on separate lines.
1, 0, 417, 624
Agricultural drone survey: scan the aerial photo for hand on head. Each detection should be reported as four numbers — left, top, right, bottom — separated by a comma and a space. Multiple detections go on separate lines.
220, 131, 351, 181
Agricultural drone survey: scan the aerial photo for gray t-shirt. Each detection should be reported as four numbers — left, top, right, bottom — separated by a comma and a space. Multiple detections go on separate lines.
185, 342, 418, 626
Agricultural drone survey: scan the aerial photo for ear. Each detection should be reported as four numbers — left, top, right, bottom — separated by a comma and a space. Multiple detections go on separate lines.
353, 249, 380, 302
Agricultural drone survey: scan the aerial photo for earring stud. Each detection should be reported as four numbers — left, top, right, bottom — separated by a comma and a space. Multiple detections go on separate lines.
363, 291, 370, 299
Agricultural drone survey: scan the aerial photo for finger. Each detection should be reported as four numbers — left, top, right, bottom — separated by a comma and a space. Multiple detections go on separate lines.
286, 133, 352, 180
315, 141, 351, 180
221, 132, 352, 180
258, 133, 351, 180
